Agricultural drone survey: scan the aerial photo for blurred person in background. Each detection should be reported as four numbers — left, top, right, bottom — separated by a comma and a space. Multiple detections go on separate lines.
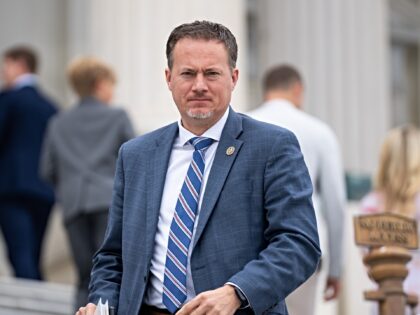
40, 56, 135, 311
0, 46, 57, 280
360, 125, 420, 314
248, 64, 345, 315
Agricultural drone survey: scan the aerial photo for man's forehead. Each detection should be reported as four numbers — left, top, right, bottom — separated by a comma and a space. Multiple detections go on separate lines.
173, 38, 226, 51
3, 57, 22, 65
176, 37, 222, 44
178, 64, 224, 71
172, 39, 229, 64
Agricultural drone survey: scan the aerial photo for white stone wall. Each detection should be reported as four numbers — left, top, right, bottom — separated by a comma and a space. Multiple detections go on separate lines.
0, 0, 68, 106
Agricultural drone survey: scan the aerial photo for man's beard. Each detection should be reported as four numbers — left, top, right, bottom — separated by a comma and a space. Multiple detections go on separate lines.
187, 109, 213, 120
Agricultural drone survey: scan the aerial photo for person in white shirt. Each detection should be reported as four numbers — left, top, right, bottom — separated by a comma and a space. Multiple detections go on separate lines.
248, 64, 346, 315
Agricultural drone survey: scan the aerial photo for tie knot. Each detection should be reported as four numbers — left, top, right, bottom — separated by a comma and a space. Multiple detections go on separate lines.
189, 137, 214, 152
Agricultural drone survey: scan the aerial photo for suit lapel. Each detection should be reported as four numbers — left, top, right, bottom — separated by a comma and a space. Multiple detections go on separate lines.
193, 109, 243, 249
145, 123, 178, 258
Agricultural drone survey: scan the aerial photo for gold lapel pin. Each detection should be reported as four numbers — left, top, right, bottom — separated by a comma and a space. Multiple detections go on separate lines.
226, 146, 235, 156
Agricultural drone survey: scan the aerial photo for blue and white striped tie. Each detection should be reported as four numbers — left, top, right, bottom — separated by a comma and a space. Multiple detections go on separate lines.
162, 137, 214, 313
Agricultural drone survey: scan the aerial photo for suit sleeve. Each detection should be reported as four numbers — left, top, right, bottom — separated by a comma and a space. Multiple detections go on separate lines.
88, 145, 125, 308
228, 131, 321, 314
0, 96, 10, 145
40, 119, 58, 185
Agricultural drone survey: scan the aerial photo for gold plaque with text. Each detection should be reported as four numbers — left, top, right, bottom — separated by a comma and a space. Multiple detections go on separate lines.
354, 213, 418, 249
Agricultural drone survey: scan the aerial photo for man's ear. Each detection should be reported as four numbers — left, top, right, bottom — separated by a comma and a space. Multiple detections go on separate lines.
165, 68, 172, 90
292, 82, 304, 108
231, 68, 239, 90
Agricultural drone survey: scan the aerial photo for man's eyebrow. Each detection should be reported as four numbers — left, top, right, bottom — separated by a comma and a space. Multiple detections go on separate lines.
179, 67, 196, 72
205, 68, 222, 72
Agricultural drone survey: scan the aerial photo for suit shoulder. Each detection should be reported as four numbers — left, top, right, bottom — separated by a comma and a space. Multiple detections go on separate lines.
109, 106, 128, 115
122, 122, 177, 152
49, 107, 74, 124
80, 102, 129, 117
108, 107, 130, 120
15, 86, 58, 111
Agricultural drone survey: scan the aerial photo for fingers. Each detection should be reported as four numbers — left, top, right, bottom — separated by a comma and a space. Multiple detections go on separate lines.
176, 294, 201, 315
75, 303, 97, 315
324, 287, 335, 301
189, 303, 209, 315
176, 286, 239, 315
177, 294, 214, 315
324, 278, 340, 301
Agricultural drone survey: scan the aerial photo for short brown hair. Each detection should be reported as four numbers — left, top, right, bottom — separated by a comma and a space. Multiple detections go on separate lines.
67, 56, 116, 98
4, 46, 38, 73
166, 20, 238, 70
263, 64, 303, 92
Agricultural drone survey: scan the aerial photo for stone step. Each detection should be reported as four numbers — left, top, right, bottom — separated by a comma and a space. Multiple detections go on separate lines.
0, 277, 74, 315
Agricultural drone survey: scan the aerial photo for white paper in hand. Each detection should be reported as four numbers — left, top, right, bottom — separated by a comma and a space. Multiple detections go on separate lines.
94, 298, 109, 315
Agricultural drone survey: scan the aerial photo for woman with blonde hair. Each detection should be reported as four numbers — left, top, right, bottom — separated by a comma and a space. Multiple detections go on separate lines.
41, 56, 135, 311
361, 125, 420, 313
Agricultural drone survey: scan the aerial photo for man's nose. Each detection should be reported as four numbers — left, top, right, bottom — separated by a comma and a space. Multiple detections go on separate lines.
192, 74, 208, 92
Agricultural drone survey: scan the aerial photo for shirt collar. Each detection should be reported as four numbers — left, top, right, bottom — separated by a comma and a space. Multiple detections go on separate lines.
13, 73, 37, 90
177, 106, 230, 146
79, 96, 102, 106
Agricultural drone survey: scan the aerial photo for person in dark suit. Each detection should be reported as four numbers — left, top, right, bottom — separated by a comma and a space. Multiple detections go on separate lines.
77, 21, 321, 315
41, 56, 135, 310
0, 46, 57, 280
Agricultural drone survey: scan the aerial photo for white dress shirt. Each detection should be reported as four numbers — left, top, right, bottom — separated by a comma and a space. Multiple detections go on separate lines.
144, 108, 229, 308
248, 99, 345, 278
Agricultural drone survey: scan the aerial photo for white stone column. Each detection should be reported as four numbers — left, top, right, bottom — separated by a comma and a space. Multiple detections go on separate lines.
0, 0, 67, 105
255, 0, 391, 173
67, 0, 248, 134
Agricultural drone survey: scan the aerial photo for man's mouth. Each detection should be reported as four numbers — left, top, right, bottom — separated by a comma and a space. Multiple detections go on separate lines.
188, 98, 211, 102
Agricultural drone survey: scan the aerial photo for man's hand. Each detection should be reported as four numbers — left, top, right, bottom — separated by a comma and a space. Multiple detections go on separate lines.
176, 285, 241, 315
75, 303, 97, 315
324, 277, 340, 301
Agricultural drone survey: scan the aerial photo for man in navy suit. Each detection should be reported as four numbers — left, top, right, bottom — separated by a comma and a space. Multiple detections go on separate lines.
0, 46, 57, 280
78, 21, 320, 315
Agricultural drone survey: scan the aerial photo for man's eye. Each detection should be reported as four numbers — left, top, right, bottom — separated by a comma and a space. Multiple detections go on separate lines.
207, 72, 219, 76
181, 72, 194, 76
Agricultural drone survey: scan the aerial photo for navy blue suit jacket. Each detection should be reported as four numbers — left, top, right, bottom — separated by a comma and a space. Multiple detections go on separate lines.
89, 109, 321, 315
0, 86, 57, 203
